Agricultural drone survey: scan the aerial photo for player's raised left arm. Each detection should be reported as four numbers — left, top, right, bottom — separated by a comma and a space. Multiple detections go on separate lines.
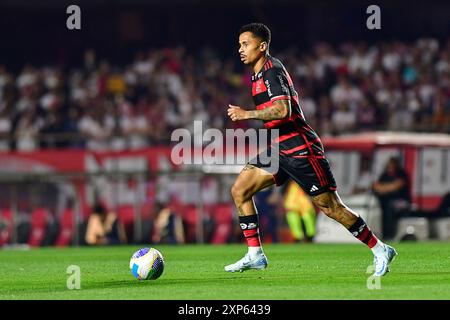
228, 99, 291, 121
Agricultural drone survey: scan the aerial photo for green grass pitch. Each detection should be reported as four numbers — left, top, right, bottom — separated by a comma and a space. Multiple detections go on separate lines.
1, 242, 450, 300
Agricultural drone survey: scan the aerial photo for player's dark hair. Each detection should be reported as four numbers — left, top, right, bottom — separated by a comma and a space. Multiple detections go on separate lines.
239, 23, 271, 48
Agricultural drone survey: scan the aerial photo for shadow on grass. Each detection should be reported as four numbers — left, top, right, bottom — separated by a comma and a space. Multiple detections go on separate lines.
73, 276, 252, 291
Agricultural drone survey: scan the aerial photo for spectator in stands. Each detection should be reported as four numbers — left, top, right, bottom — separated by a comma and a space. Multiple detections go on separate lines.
434, 191, 450, 218
14, 107, 43, 151
330, 76, 364, 109
40, 111, 67, 149
0, 106, 12, 151
120, 96, 152, 149
331, 103, 357, 134
373, 157, 411, 239
85, 203, 127, 245
1, 37, 449, 150
152, 202, 185, 244
357, 99, 377, 132
78, 103, 114, 150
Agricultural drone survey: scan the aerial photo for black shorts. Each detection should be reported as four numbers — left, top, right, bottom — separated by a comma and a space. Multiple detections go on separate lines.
249, 150, 337, 196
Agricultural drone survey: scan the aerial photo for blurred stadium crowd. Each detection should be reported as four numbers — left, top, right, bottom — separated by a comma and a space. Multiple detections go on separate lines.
0, 37, 449, 152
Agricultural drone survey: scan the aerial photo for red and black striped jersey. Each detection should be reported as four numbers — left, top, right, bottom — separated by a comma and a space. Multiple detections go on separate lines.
251, 55, 324, 157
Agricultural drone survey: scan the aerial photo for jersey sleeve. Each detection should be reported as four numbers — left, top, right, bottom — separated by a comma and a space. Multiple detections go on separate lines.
263, 67, 291, 102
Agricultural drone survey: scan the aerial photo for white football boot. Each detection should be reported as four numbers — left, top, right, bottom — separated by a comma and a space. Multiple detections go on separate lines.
224, 252, 268, 273
373, 244, 398, 277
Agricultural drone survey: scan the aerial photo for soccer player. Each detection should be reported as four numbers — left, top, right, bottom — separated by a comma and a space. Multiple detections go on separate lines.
225, 23, 397, 276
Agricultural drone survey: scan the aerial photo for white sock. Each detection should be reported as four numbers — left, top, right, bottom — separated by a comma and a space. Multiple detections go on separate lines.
371, 240, 385, 256
248, 246, 262, 257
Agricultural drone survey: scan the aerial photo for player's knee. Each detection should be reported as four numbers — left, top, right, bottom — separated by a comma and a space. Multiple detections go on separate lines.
231, 183, 252, 204
230, 183, 244, 203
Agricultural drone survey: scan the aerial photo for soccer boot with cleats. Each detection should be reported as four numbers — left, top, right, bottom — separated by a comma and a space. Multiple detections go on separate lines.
224, 252, 268, 272
373, 244, 398, 277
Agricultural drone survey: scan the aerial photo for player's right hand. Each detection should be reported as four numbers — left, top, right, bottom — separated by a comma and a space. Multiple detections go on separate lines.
227, 104, 248, 121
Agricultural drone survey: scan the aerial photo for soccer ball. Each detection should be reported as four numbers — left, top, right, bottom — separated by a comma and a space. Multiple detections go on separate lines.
129, 247, 165, 280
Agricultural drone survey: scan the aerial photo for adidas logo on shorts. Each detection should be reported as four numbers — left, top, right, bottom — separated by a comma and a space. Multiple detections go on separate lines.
310, 185, 319, 192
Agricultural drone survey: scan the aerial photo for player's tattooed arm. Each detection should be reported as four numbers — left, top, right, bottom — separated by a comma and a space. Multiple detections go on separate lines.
227, 99, 291, 121
247, 99, 291, 121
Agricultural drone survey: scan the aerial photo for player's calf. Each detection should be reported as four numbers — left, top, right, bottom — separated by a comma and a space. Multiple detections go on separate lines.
312, 191, 397, 275
311, 191, 357, 228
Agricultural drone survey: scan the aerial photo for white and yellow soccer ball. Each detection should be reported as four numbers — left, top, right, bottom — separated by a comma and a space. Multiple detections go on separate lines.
129, 247, 165, 280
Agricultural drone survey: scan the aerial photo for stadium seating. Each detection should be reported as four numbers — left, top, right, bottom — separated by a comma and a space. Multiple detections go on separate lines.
28, 208, 51, 247
208, 204, 233, 244
54, 208, 75, 247
0, 209, 13, 246
180, 205, 198, 243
